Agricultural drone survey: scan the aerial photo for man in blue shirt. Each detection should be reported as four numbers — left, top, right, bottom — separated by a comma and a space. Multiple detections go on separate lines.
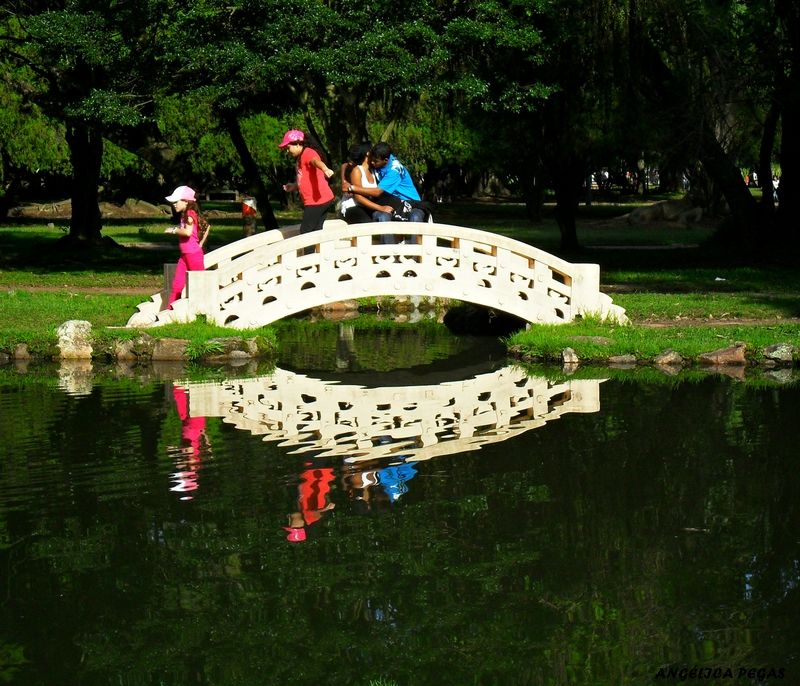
371, 143, 421, 203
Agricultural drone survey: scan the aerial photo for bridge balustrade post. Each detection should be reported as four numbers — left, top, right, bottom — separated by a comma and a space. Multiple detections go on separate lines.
569, 264, 601, 319
567, 380, 602, 412
186, 271, 221, 323
531, 261, 554, 319
162, 263, 177, 307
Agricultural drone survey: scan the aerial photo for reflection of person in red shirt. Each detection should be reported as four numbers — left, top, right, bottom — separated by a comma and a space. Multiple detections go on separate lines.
170, 385, 209, 500
284, 463, 336, 542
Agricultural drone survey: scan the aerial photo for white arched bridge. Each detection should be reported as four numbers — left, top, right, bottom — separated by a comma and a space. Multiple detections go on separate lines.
127, 220, 627, 328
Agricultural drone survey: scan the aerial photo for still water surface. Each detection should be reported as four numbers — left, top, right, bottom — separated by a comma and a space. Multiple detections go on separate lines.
1, 326, 799, 685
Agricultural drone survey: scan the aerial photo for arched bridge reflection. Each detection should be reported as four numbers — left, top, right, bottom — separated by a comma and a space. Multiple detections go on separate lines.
183, 366, 606, 464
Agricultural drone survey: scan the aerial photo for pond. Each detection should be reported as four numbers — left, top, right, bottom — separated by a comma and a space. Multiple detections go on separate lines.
1, 324, 799, 685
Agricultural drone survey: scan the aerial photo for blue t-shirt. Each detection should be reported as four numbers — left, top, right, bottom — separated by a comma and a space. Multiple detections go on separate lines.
376, 154, 421, 202
378, 461, 418, 502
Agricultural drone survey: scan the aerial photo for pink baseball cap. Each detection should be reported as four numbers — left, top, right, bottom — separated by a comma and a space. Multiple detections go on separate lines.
278, 129, 305, 148
283, 526, 307, 542
165, 185, 197, 203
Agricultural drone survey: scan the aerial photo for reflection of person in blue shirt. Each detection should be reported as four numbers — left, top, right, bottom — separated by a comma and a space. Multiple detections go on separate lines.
377, 460, 418, 503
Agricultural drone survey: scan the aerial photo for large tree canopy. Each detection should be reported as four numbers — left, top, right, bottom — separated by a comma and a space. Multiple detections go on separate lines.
1, 0, 797, 256
1, 1, 163, 242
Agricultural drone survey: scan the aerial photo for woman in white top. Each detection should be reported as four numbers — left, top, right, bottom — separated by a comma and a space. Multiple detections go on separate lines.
340, 143, 393, 224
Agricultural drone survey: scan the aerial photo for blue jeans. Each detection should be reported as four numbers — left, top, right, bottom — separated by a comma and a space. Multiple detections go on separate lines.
373, 208, 424, 243
373, 211, 394, 244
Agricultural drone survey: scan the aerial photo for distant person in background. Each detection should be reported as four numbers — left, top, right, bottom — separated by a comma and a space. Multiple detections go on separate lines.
164, 185, 210, 308
241, 195, 258, 237
279, 129, 335, 242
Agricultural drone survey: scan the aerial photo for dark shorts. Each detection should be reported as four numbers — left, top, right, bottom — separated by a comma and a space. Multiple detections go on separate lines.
343, 205, 374, 224
374, 193, 433, 221
300, 201, 334, 234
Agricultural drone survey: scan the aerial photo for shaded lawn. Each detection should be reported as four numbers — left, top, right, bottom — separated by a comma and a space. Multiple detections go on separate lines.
614, 292, 800, 321
2, 198, 798, 297
2, 199, 799, 361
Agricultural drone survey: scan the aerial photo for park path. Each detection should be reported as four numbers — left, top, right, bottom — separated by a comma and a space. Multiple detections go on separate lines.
11, 285, 157, 295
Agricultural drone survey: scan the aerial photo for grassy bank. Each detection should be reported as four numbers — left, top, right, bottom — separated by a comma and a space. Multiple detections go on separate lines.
506, 318, 800, 365
1, 198, 798, 364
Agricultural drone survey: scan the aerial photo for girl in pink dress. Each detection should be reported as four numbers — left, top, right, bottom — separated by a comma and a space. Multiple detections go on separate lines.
164, 185, 210, 308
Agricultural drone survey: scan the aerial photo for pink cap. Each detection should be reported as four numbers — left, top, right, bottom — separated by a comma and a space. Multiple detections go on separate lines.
278, 129, 304, 148
165, 185, 197, 203
283, 526, 307, 542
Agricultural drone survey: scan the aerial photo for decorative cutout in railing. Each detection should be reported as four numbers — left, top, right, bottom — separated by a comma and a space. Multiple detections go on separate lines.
127, 220, 627, 328
184, 366, 605, 464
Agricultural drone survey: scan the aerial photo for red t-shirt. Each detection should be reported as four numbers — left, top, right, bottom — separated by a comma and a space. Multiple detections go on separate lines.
297, 147, 334, 206
299, 467, 334, 525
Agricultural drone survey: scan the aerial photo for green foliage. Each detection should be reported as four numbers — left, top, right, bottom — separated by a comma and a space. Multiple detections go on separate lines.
368, 95, 483, 174
100, 139, 152, 179
0, 75, 71, 187
443, 0, 551, 112
154, 93, 290, 187
0, 639, 28, 683
184, 338, 227, 360
0, 0, 793, 254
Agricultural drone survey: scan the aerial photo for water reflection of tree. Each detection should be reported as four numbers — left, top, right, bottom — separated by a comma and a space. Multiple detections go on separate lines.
276, 319, 464, 372
1, 378, 799, 684
526, 380, 800, 682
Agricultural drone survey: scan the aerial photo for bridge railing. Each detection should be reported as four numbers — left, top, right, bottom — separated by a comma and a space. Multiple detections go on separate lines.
127, 220, 627, 328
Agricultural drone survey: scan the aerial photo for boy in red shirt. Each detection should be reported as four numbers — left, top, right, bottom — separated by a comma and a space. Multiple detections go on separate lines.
279, 130, 335, 243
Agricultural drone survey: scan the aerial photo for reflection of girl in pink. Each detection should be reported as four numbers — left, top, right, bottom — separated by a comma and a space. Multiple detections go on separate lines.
284, 464, 336, 542
170, 385, 210, 500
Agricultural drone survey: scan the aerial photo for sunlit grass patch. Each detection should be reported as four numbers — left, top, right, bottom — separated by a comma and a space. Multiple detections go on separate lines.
507, 319, 800, 363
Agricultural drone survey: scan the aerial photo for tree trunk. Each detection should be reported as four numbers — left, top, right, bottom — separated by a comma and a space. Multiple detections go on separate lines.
776, 87, 799, 241
66, 123, 103, 243
637, 35, 761, 246
699, 124, 759, 240
520, 171, 544, 223
546, 145, 584, 252
0, 149, 19, 220
222, 111, 279, 232
552, 173, 581, 252
757, 98, 780, 218
775, 0, 800, 245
